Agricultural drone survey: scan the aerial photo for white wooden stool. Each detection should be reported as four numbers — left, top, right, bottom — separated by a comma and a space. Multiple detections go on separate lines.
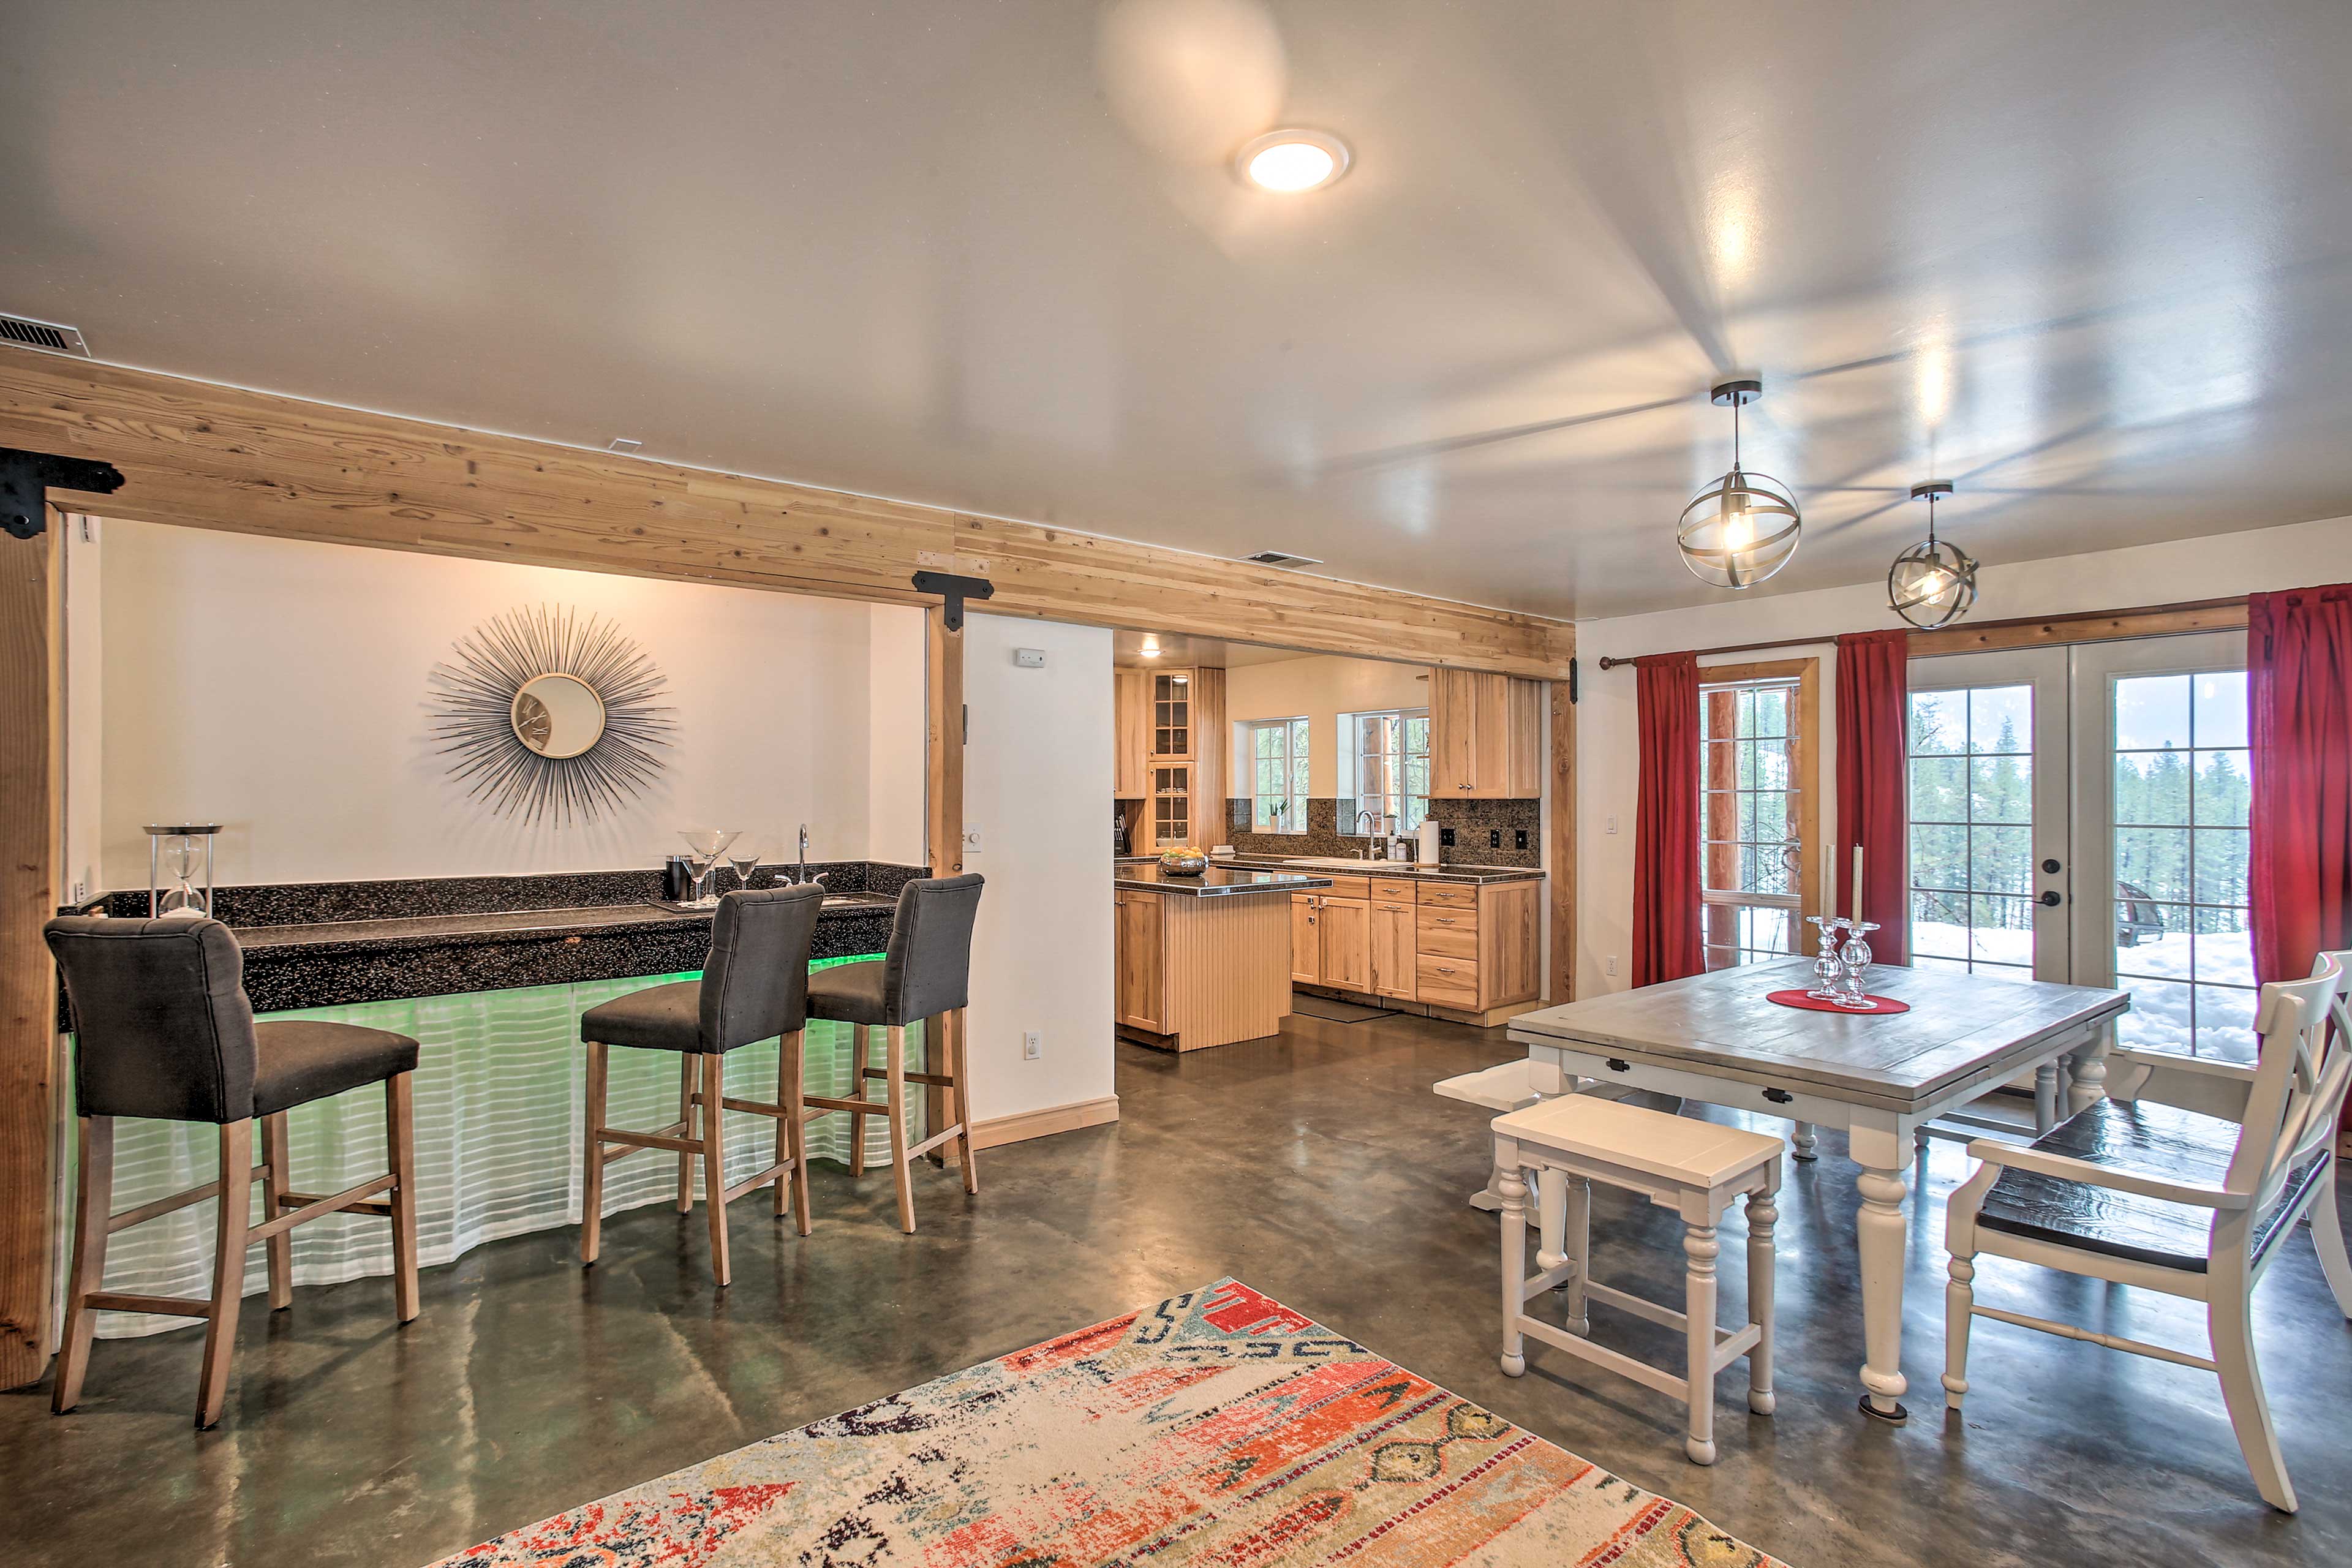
1434, 1060, 1650, 1212
1493, 1095, 1783, 1464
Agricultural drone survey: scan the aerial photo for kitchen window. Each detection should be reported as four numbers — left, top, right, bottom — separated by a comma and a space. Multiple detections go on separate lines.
1246, 717, 1310, 832
1698, 662, 1820, 970
1352, 709, 1430, 832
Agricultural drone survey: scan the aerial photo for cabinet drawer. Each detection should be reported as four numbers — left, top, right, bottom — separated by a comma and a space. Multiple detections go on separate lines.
1416, 952, 1480, 1007
1418, 880, 1477, 910
1318, 875, 1372, 901
1416, 909, 1479, 958
1371, 878, 1420, 903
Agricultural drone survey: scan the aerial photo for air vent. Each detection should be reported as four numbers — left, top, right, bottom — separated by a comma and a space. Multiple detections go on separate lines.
1242, 549, 1322, 569
0, 314, 89, 357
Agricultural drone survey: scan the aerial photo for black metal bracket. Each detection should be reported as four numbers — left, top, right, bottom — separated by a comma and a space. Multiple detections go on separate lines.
1, 448, 125, 541
1568, 657, 1578, 704
910, 569, 995, 633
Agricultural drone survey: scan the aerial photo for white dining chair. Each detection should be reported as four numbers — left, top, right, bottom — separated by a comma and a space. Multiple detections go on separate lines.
1943, 949, 2351, 1512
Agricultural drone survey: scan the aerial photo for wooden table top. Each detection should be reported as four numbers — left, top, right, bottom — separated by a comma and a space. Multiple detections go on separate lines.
1509, 959, 2130, 1111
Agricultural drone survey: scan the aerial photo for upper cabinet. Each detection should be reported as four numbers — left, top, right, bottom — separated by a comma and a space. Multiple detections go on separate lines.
1115, 665, 1226, 848
1428, 669, 1544, 798
1150, 671, 1193, 759
1114, 670, 1150, 797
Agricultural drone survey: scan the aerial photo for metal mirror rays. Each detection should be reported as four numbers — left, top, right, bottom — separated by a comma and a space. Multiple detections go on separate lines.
429, 605, 673, 824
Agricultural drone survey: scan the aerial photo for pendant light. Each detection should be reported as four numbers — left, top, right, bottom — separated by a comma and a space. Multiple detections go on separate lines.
1678, 379, 1802, 589
1888, 480, 1979, 628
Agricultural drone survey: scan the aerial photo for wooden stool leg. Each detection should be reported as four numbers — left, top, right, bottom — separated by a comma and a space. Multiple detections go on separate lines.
701, 1052, 731, 1286
386, 1072, 420, 1323
884, 1025, 915, 1234
1683, 1220, 1719, 1465
951, 1008, 977, 1194
1559, 1175, 1591, 1336
581, 1042, 608, 1264
52, 1116, 115, 1414
782, 1030, 812, 1235
1498, 1163, 1529, 1377
1746, 1187, 1777, 1415
847, 1025, 870, 1175
197, 1120, 254, 1429
259, 1112, 293, 1311
676, 1054, 698, 1212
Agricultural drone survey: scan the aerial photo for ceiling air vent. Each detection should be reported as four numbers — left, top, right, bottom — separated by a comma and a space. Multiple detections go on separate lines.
0, 313, 89, 357
1242, 549, 1322, 569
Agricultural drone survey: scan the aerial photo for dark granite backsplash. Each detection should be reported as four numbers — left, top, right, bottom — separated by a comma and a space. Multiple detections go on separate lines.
1223, 797, 1541, 869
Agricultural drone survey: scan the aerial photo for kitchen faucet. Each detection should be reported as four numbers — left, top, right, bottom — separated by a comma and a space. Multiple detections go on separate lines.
1355, 810, 1379, 861
797, 824, 824, 888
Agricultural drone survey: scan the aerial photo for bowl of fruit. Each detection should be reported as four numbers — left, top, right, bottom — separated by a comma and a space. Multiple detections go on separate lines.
1156, 846, 1208, 877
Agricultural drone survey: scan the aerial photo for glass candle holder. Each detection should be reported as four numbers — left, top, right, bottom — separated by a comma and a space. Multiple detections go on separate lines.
1806, 915, 1849, 1000
1834, 921, 1882, 1009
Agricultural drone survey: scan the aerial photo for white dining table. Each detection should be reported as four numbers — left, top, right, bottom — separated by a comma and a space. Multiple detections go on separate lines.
1507, 957, 2129, 1422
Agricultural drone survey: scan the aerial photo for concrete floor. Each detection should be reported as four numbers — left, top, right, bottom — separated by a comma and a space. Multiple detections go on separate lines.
4, 1011, 2348, 1567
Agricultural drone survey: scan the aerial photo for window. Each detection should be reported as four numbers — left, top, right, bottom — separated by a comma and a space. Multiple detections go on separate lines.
1699, 666, 1816, 970
1246, 718, 1310, 832
1350, 710, 1430, 832
1908, 685, 2037, 979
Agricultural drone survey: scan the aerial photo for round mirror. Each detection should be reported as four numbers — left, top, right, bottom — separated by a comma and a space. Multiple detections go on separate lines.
511, 673, 607, 758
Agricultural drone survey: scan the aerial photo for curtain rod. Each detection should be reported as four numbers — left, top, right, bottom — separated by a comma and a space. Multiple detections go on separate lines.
1591, 595, 2250, 670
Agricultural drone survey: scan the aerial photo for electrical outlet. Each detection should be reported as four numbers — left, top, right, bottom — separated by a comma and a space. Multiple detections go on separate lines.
70, 878, 88, 903
1023, 1030, 1042, 1061
1514, 829, 1529, 850
1607, 955, 1619, 977
1488, 829, 1502, 849
1439, 826, 1456, 847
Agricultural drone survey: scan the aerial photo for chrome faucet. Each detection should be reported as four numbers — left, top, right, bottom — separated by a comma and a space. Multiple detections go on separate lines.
796, 824, 823, 888
1355, 810, 1379, 861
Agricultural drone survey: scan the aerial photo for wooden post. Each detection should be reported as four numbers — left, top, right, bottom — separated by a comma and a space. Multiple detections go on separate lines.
2, 522, 63, 1388
924, 606, 964, 1157
1548, 678, 1576, 1004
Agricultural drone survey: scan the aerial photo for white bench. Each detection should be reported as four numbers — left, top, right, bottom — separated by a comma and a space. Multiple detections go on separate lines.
1493, 1094, 1783, 1464
1433, 1060, 1653, 1210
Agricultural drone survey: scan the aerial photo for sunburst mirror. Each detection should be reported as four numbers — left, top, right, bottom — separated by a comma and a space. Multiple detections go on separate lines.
428, 605, 674, 824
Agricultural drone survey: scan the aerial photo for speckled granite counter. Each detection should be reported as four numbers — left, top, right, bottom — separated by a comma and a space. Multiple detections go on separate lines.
1111, 864, 1333, 897
1216, 856, 1544, 886
65, 862, 924, 1015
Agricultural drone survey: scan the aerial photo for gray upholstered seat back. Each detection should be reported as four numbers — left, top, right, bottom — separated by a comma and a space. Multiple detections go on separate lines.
45, 916, 260, 1124
699, 883, 827, 1051
881, 875, 985, 1024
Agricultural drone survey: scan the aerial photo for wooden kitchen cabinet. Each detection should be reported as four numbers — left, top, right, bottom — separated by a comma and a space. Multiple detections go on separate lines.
1117, 667, 1224, 848
1428, 669, 1544, 798
1115, 889, 1165, 1031
1317, 896, 1371, 992
1291, 894, 1320, 984
1283, 872, 1544, 1023
1370, 898, 1417, 999
1114, 669, 1150, 797
1149, 671, 1194, 759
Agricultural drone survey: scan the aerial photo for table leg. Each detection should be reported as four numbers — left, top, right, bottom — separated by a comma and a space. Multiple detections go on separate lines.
1791, 1121, 1819, 1162
2034, 1062, 2061, 1133
1536, 1167, 1567, 1272
1849, 1120, 1911, 1423
2066, 1026, 2111, 1117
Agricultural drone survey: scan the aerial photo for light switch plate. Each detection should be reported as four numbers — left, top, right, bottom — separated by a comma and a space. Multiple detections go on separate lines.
962, 827, 982, 852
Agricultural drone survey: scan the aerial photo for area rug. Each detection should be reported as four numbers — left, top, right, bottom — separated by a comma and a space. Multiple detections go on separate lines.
429, 1278, 1787, 1567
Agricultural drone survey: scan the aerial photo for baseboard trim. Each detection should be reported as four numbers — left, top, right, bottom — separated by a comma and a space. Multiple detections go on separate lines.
968, 1095, 1120, 1152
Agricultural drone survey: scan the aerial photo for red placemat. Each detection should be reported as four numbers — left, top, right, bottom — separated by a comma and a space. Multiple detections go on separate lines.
1766, 988, 1910, 1016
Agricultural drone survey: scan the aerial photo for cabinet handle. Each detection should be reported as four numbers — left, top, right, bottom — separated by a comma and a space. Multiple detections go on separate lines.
1762, 1087, 1794, 1105
1433, 917, 1457, 924
1605, 1058, 1630, 1072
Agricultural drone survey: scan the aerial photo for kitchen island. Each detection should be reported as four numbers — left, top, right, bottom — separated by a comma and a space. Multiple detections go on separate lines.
1114, 862, 1332, 1052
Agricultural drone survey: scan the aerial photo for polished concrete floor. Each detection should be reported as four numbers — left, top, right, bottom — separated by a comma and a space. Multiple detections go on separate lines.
5, 1011, 2350, 1566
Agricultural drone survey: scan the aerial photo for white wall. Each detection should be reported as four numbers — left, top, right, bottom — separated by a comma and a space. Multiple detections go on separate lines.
96, 521, 922, 888
961, 614, 1116, 1124
1574, 513, 2352, 998
1223, 654, 1430, 798
865, 603, 929, 865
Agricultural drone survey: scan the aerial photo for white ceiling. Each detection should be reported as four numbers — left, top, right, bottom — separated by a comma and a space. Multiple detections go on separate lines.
5, 1, 2348, 619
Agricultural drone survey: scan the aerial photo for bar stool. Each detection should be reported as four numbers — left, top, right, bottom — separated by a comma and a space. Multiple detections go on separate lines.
578, 883, 824, 1287
1493, 1093, 1782, 1465
804, 874, 984, 1233
43, 916, 423, 1429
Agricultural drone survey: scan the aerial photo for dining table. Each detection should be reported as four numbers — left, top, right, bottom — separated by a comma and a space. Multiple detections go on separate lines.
1506, 957, 2129, 1422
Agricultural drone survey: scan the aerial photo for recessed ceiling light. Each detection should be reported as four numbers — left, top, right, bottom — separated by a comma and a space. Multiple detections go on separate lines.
1236, 129, 1351, 192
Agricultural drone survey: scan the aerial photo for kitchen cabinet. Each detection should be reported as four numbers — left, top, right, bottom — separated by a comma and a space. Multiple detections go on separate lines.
1291, 895, 1320, 984
1369, 897, 1417, 999
1279, 870, 1544, 1022
1116, 878, 1294, 1052
1148, 764, 1194, 850
1115, 889, 1165, 1031
1114, 670, 1150, 797
1317, 895, 1371, 992
1428, 669, 1544, 798
1149, 671, 1194, 760
1116, 666, 1224, 848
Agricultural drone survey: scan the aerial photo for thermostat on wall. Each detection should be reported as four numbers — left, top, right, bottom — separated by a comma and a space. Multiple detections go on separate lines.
1013, 647, 1047, 668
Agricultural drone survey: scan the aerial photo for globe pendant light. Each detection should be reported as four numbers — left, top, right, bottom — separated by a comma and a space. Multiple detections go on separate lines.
1678, 379, 1802, 589
1888, 480, 1979, 628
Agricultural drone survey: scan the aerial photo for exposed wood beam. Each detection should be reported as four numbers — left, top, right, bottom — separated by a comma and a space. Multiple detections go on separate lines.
0, 356, 1574, 678
0, 523, 61, 1389
1594, 595, 2250, 670
924, 608, 964, 1158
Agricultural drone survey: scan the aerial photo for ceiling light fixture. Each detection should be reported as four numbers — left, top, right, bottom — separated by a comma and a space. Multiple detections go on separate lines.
1236, 128, 1351, 192
1677, 379, 1801, 590
1139, 635, 1162, 659
1888, 481, 1978, 628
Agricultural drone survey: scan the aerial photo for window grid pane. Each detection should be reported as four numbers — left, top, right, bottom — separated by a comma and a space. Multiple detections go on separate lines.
1699, 677, 1803, 965
1906, 684, 2035, 978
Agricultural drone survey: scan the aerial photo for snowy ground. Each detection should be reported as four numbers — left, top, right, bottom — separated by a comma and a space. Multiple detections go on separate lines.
1911, 919, 2257, 1062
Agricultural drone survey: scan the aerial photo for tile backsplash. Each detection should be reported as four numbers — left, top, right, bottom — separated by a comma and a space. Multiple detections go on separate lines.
1223, 797, 1540, 869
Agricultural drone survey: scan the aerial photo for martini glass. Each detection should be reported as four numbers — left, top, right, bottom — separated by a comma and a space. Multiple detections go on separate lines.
725, 837, 763, 892
678, 827, 741, 908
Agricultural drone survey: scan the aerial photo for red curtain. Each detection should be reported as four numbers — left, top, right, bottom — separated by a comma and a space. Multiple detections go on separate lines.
2249, 582, 2352, 989
1632, 652, 1703, 987
1835, 630, 1911, 965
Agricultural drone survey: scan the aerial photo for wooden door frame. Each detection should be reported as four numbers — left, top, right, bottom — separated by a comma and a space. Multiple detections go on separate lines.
1694, 657, 1825, 961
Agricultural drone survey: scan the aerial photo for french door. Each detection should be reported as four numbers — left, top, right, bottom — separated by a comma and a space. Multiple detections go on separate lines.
1907, 631, 2252, 1061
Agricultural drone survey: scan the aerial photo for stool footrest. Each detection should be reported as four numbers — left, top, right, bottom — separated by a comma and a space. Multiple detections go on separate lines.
85, 1291, 211, 1319
280, 1189, 393, 1217
861, 1067, 957, 1088
251, 1174, 398, 1242
805, 1095, 889, 1117
1515, 1313, 1687, 1401
1518, 1259, 1580, 1301
907, 1126, 963, 1161
718, 1095, 787, 1119
598, 1127, 701, 1156
721, 1158, 796, 1205
107, 1166, 272, 1234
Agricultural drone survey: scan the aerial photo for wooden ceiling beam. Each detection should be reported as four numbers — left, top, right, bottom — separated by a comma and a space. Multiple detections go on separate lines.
0, 356, 1574, 676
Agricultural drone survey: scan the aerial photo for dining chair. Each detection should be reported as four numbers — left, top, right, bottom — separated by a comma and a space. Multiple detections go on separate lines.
1943, 949, 2351, 1512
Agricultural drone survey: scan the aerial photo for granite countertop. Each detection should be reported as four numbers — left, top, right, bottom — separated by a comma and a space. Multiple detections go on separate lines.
1218, 856, 1545, 885
1112, 864, 1335, 897
234, 892, 898, 957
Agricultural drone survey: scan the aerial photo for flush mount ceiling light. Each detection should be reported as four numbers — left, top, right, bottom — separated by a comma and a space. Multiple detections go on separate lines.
1235, 128, 1351, 192
1888, 480, 1980, 628
1677, 379, 1802, 590
1139, 635, 1162, 659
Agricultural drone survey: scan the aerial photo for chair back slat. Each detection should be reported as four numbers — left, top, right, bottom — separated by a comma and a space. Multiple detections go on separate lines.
43, 916, 261, 1123
2229, 953, 2347, 1205
699, 884, 827, 1052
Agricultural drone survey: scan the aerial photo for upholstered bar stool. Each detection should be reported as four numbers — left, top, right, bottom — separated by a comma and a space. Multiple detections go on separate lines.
804, 874, 984, 1233
578, 883, 824, 1287
43, 916, 422, 1429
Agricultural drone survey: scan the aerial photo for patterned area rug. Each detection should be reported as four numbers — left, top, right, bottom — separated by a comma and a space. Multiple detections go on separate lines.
431, 1278, 1787, 1567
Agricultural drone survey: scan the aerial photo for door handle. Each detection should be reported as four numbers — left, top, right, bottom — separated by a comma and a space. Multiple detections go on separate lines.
2041, 858, 2062, 875
2037, 891, 2063, 907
